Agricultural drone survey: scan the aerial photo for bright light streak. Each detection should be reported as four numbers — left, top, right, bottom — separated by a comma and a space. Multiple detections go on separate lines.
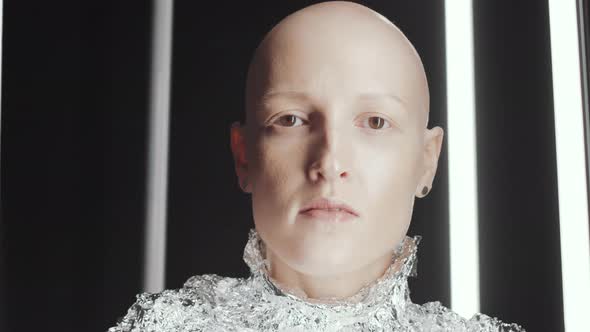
444, 0, 481, 318
144, 0, 174, 293
547, 1, 590, 331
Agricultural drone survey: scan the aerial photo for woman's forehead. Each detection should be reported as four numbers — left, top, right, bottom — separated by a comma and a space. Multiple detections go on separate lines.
245, 2, 429, 126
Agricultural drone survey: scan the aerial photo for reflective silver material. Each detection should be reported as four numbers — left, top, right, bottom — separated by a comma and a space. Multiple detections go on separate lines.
108, 229, 525, 331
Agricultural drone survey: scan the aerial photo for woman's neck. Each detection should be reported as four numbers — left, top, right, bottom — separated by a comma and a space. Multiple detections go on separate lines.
265, 250, 395, 301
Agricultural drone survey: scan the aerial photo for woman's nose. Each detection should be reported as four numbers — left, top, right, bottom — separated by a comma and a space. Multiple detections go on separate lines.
307, 125, 349, 183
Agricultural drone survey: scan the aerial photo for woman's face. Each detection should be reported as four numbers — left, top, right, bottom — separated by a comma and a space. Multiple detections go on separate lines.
232, 11, 443, 277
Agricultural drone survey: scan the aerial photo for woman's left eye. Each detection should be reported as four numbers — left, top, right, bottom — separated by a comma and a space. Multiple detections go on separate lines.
361, 116, 392, 130
274, 114, 305, 127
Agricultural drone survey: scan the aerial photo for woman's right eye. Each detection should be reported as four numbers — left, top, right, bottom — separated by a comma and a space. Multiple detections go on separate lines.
274, 114, 305, 127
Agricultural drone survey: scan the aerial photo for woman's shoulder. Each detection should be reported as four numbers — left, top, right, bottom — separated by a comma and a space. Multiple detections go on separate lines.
405, 301, 526, 332
107, 274, 245, 332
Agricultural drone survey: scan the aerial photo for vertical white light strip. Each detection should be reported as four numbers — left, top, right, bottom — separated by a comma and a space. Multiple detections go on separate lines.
143, 0, 174, 293
547, 1, 590, 331
444, 0, 480, 318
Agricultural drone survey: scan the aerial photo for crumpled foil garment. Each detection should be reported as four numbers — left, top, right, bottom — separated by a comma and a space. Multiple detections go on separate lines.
108, 229, 525, 331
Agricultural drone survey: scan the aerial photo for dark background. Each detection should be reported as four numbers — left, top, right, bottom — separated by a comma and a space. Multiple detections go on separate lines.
0, 1, 573, 331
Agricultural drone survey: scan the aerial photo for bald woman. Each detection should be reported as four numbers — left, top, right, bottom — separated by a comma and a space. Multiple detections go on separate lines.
109, 2, 524, 331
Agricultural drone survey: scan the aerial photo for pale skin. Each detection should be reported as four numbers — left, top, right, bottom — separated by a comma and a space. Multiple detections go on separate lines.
230, 1, 444, 301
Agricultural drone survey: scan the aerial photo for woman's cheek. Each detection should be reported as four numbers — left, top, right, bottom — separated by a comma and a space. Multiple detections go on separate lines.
360, 143, 412, 194
254, 144, 298, 192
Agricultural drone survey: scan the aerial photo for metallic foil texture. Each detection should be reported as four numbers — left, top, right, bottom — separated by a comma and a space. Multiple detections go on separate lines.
108, 229, 525, 331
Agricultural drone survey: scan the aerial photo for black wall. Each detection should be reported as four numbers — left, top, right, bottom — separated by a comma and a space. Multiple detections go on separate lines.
473, 2, 564, 331
2, 1, 150, 331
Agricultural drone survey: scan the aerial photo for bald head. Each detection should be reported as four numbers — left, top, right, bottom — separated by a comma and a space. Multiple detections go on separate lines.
244, 1, 430, 130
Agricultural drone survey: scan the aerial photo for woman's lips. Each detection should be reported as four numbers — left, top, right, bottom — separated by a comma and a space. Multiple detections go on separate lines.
299, 197, 359, 215
299, 208, 357, 222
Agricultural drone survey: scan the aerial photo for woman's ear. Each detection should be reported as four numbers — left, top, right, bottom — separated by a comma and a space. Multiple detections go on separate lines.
230, 122, 251, 193
416, 126, 444, 197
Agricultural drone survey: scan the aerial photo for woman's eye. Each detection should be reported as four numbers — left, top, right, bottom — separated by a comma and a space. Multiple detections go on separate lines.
362, 116, 391, 130
275, 114, 305, 127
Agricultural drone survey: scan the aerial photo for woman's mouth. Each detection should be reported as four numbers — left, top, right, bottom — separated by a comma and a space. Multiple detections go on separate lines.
299, 208, 357, 222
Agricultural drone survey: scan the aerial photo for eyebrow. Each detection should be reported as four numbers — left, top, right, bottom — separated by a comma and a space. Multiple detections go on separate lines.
259, 90, 408, 110
259, 90, 310, 105
356, 92, 408, 111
